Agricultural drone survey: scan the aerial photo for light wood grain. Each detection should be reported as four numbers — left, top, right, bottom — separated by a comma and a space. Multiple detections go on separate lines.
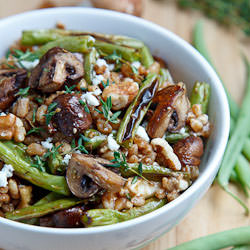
0, 0, 250, 249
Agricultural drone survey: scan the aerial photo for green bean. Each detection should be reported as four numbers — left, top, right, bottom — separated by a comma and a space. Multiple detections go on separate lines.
0, 141, 70, 196
165, 131, 189, 143
21, 192, 64, 225
170, 226, 250, 250
94, 40, 139, 62
218, 57, 250, 187
235, 155, 250, 190
140, 45, 154, 68
193, 20, 239, 119
84, 129, 107, 150
34, 36, 94, 58
48, 154, 66, 175
84, 48, 97, 85
81, 198, 166, 227
230, 169, 249, 198
159, 68, 174, 88
21, 29, 144, 48
116, 73, 158, 148
6, 198, 81, 221
242, 138, 250, 161
122, 163, 188, 178
190, 81, 210, 114
232, 245, 250, 250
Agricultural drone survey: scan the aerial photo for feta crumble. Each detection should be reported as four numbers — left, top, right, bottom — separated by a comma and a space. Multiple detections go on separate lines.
96, 58, 108, 67
107, 134, 120, 151
0, 112, 6, 116
16, 59, 39, 70
81, 92, 100, 106
131, 61, 141, 69
92, 74, 104, 86
0, 164, 14, 187
62, 154, 72, 165
108, 64, 115, 71
136, 126, 150, 142
41, 137, 53, 150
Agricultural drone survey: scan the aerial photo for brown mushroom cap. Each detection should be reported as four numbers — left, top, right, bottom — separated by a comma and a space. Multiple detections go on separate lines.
0, 69, 27, 111
147, 83, 190, 138
66, 154, 125, 198
173, 135, 204, 167
29, 47, 84, 93
51, 93, 92, 137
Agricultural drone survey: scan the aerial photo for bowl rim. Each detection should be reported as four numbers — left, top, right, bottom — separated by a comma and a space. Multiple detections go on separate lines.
0, 7, 230, 235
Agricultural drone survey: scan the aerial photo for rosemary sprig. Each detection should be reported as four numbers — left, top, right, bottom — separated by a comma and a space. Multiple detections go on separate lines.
79, 99, 90, 113
43, 144, 63, 160
65, 85, 76, 94
43, 102, 57, 125
98, 97, 121, 124
108, 152, 148, 183
26, 127, 45, 135
15, 87, 30, 97
31, 155, 46, 172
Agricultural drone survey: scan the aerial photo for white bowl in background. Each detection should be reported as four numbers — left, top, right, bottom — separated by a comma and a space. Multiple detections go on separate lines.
0, 7, 230, 250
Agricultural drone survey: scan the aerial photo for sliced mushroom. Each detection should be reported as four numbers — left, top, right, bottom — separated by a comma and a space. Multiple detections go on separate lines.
66, 154, 126, 198
51, 94, 92, 137
151, 138, 182, 171
40, 205, 86, 228
29, 47, 84, 93
147, 83, 190, 138
173, 135, 204, 167
0, 69, 27, 111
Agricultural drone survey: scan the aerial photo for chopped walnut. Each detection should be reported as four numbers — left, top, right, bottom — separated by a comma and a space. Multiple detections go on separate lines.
0, 113, 26, 142
187, 104, 211, 137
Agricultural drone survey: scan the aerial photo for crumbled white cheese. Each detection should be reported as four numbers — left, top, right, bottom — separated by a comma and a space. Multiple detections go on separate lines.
124, 77, 134, 82
75, 150, 82, 154
92, 74, 105, 86
92, 88, 102, 96
108, 64, 115, 71
179, 127, 186, 134
78, 113, 83, 118
88, 36, 96, 43
62, 154, 72, 165
0, 164, 14, 187
131, 61, 141, 69
73, 128, 77, 134
96, 58, 108, 67
136, 126, 150, 142
107, 134, 120, 151
41, 137, 53, 150
0, 112, 6, 116
17, 59, 39, 70
178, 179, 189, 191
81, 92, 100, 106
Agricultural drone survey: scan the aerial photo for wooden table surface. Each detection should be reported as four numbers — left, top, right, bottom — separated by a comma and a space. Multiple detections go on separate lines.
0, 0, 250, 249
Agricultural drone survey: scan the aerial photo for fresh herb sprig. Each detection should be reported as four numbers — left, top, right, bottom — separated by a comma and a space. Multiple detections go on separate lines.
26, 127, 45, 135
31, 155, 46, 172
44, 144, 63, 160
15, 87, 30, 97
79, 99, 90, 113
43, 102, 57, 125
6, 49, 39, 69
108, 151, 147, 183
65, 85, 76, 94
71, 135, 89, 154
96, 97, 121, 124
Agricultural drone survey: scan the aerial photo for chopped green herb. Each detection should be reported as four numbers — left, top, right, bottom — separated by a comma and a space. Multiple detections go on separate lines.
43, 102, 57, 125
79, 99, 90, 113
35, 97, 43, 104
32, 108, 36, 123
43, 68, 49, 72
104, 50, 123, 64
16, 87, 30, 97
44, 144, 62, 160
109, 152, 148, 182
101, 79, 110, 89
74, 136, 89, 154
80, 87, 87, 92
80, 134, 91, 142
126, 193, 132, 200
71, 138, 76, 149
26, 127, 44, 135
131, 176, 138, 184
31, 155, 46, 172
65, 85, 76, 94
99, 97, 121, 124
131, 65, 138, 75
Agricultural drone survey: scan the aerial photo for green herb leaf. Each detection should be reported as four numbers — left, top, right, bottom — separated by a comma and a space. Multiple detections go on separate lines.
26, 127, 44, 135
138, 162, 143, 176
101, 79, 110, 89
35, 97, 43, 104
43, 102, 57, 125
79, 99, 90, 113
16, 87, 30, 97
131, 65, 138, 75
65, 85, 76, 94
32, 108, 37, 123
31, 155, 46, 172
131, 176, 138, 184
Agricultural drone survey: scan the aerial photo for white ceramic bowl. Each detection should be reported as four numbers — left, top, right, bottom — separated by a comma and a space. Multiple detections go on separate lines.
0, 7, 230, 250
